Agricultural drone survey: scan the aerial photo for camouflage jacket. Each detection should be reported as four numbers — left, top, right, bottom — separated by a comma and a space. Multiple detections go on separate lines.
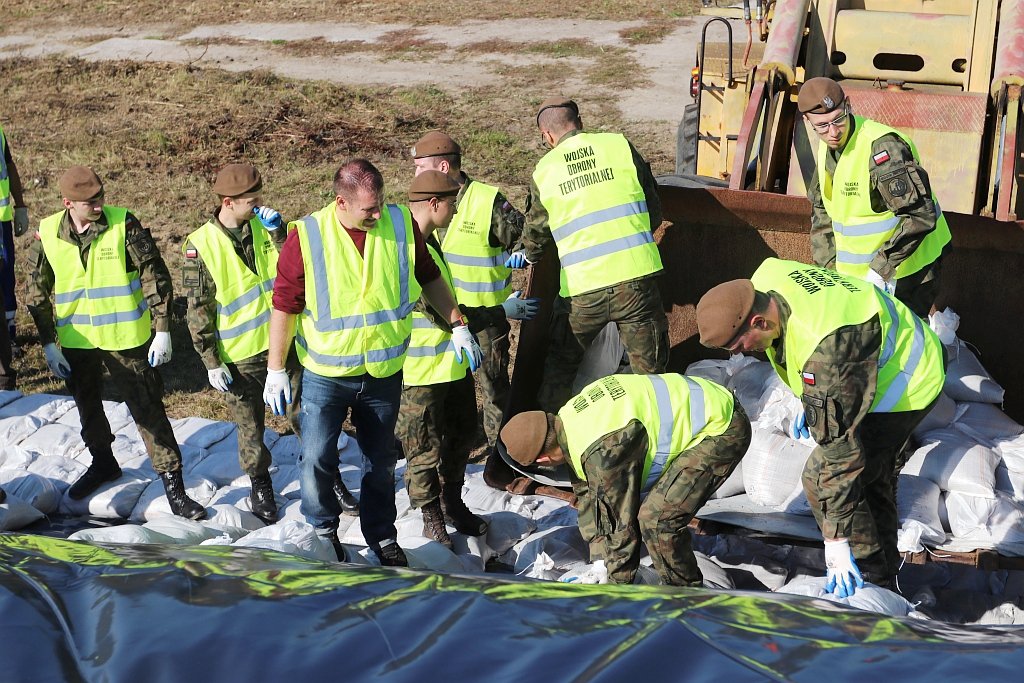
807, 120, 942, 281
27, 209, 173, 346
182, 211, 288, 370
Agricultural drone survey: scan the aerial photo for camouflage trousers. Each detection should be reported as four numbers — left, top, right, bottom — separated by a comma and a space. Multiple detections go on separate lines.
475, 319, 511, 448
802, 401, 935, 586
574, 402, 752, 586
223, 350, 303, 477
64, 344, 182, 473
396, 374, 477, 509
538, 276, 669, 413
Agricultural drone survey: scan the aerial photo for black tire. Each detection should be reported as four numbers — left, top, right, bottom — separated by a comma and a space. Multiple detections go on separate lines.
676, 103, 699, 175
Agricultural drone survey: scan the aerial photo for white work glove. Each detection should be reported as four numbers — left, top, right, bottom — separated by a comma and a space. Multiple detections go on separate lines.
561, 560, 609, 584
504, 251, 529, 269
43, 343, 71, 379
208, 364, 233, 392
253, 206, 283, 230
148, 331, 172, 367
501, 290, 541, 321
263, 367, 291, 416
823, 538, 865, 599
451, 324, 482, 372
864, 268, 896, 296
13, 207, 29, 237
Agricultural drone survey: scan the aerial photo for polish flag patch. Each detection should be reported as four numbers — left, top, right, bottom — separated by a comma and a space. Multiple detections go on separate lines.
185, 247, 198, 259
872, 150, 890, 165
802, 371, 816, 386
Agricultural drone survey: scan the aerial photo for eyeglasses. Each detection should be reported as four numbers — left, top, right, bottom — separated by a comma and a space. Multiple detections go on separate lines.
809, 106, 850, 133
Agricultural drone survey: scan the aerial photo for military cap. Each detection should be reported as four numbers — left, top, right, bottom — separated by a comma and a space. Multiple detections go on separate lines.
536, 96, 579, 124
212, 163, 263, 197
410, 131, 461, 159
59, 166, 103, 201
695, 279, 756, 348
408, 170, 460, 202
500, 411, 550, 466
797, 77, 847, 115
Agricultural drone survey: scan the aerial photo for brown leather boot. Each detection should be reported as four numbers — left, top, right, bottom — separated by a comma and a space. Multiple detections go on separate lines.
440, 481, 488, 537
420, 499, 453, 549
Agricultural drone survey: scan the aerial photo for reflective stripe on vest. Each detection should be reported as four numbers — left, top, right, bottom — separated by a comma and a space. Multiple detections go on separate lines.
533, 132, 662, 297
184, 218, 280, 362
440, 180, 512, 306
557, 374, 734, 493
39, 206, 151, 350
294, 203, 420, 378
818, 116, 951, 279
751, 257, 944, 413
0, 126, 11, 221
403, 242, 469, 386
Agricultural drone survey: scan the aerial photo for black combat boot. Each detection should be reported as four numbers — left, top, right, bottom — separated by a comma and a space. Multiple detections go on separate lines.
372, 539, 408, 567
333, 470, 359, 516
318, 529, 347, 562
440, 481, 488, 536
68, 451, 122, 500
249, 473, 278, 525
159, 470, 207, 520
420, 499, 453, 549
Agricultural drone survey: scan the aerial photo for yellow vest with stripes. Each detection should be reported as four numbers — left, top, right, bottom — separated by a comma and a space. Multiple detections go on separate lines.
558, 374, 734, 490
404, 241, 469, 387
0, 125, 12, 222
441, 180, 511, 307
184, 219, 280, 363
533, 132, 662, 297
39, 207, 151, 350
818, 116, 951, 279
294, 203, 421, 378
751, 258, 944, 413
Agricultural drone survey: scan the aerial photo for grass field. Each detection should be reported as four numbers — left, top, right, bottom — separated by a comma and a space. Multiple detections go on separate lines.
0, 3, 696, 427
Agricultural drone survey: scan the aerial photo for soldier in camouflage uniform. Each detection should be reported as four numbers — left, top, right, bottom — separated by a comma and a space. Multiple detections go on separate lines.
410, 131, 525, 447
398, 171, 539, 548
799, 77, 951, 318
182, 163, 305, 524
501, 373, 750, 586
696, 258, 945, 596
27, 166, 205, 519
508, 98, 669, 413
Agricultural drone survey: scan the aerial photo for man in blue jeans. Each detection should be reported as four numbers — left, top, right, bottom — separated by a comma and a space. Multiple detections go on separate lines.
263, 158, 481, 566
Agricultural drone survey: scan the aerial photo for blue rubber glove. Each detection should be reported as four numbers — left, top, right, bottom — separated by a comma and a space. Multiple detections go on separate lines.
254, 206, 283, 230
504, 251, 528, 269
790, 411, 810, 440
824, 538, 865, 598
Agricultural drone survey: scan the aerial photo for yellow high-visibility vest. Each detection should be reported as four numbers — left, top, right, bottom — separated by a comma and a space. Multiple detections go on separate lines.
0, 125, 12, 222
441, 180, 511, 307
404, 241, 469, 387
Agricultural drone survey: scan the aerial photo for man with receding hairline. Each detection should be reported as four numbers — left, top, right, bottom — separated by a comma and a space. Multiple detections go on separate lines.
264, 157, 481, 566
508, 97, 668, 412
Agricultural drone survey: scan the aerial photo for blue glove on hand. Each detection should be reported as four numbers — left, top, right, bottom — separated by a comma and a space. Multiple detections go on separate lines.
254, 206, 283, 229
504, 251, 528, 269
451, 324, 483, 372
501, 290, 541, 320
824, 538, 865, 599
790, 411, 810, 440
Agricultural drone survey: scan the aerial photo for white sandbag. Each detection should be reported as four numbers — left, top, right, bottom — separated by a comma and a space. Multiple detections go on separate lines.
912, 392, 957, 439
337, 432, 365, 468
26, 455, 87, 490
929, 307, 959, 346
943, 339, 1005, 404
755, 373, 805, 438
996, 464, 1024, 500
143, 516, 224, 544
203, 504, 266, 537
953, 402, 1024, 442
232, 520, 337, 562
558, 560, 609, 584
60, 473, 153, 519
741, 428, 813, 513
206, 428, 282, 462
189, 451, 247, 487
508, 525, 589, 578
270, 434, 302, 466
632, 552, 734, 589
399, 535, 470, 573
0, 415, 46, 446
896, 474, 946, 552
108, 434, 152, 469
711, 461, 745, 499
57, 400, 134, 434
17, 423, 86, 460
573, 323, 627, 394
278, 498, 306, 523
450, 533, 491, 571
995, 434, 1024, 473
128, 475, 216, 522
483, 510, 537, 554
460, 482, 516, 514
0, 394, 74, 421
0, 445, 34, 470
944, 491, 1024, 547
69, 524, 176, 545
0, 469, 62, 514
266, 464, 300, 499
0, 493, 45, 530
170, 417, 236, 449
686, 354, 757, 388
727, 360, 776, 420
777, 575, 913, 616
903, 429, 999, 498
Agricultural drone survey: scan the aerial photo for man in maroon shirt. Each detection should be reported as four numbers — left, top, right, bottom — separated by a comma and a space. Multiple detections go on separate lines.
263, 158, 481, 566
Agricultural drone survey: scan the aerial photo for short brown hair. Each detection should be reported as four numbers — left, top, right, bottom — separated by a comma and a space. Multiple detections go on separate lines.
333, 158, 384, 199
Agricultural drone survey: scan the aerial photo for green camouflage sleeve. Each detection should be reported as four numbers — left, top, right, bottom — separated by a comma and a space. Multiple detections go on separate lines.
868, 133, 941, 281
798, 319, 882, 540
124, 213, 173, 333
489, 192, 525, 251
575, 419, 650, 584
26, 236, 57, 345
628, 139, 663, 229
521, 177, 553, 264
460, 303, 507, 334
182, 239, 222, 370
806, 167, 837, 268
